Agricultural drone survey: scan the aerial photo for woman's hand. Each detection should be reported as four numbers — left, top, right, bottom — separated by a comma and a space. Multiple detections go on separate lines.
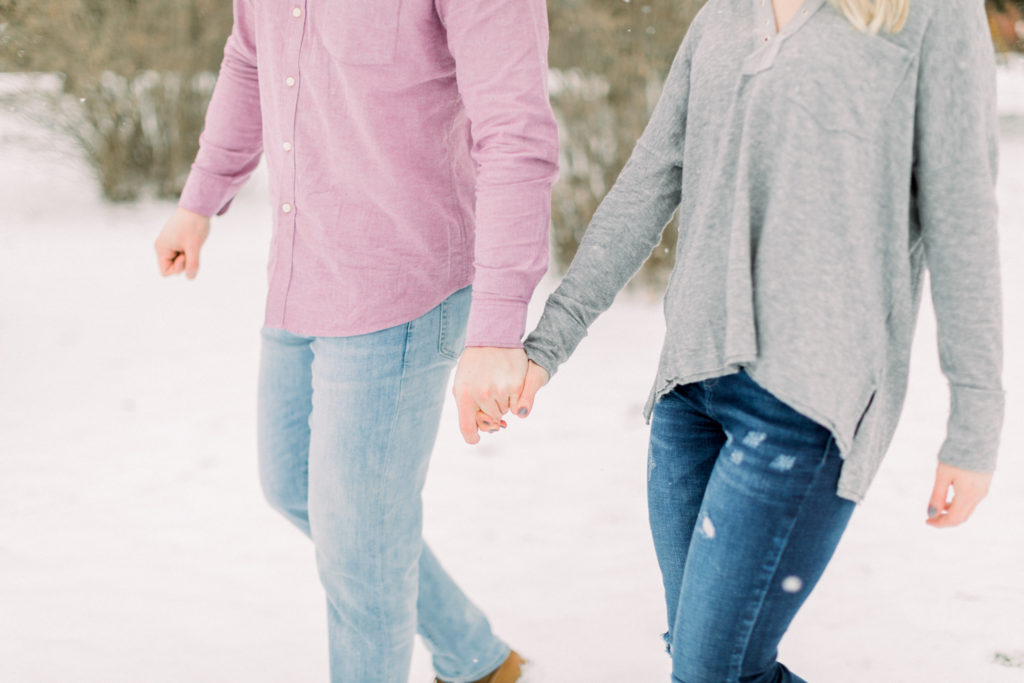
925, 463, 993, 528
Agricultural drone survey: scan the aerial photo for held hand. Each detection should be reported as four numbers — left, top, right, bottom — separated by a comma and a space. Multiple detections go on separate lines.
453, 347, 528, 444
155, 207, 211, 279
473, 360, 550, 433
925, 462, 993, 528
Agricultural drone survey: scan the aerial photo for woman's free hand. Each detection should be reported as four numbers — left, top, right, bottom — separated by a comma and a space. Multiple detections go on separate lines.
925, 462, 993, 528
472, 360, 550, 436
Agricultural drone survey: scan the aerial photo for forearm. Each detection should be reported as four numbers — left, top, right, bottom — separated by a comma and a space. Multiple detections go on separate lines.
525, 143, 681, 376
915, 0, 1004, 472
921, 176, 1004, 471
441, 0, 559, 347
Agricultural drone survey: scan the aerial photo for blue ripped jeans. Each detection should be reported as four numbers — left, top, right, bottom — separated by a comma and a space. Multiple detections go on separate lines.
648, 370, 856, 683
257, 286, 508, 683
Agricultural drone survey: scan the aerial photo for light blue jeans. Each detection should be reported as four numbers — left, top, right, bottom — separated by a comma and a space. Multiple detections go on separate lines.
257, 286, 509, 683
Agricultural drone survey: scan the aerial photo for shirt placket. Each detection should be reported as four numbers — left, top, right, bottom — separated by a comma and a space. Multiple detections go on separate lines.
268, 1, 309, 327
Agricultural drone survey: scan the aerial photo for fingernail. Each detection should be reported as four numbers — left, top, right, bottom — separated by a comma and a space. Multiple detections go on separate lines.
482, 420, 492, 427
927, 506, 938, 518
488, 429, 499, 434
518, 408, 528, 417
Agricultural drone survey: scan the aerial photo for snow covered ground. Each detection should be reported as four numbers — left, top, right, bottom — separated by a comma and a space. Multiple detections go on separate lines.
0, 68, 1022, 683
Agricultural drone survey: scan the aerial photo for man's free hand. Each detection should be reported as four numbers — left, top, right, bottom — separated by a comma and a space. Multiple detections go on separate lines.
155, 207, 211, 279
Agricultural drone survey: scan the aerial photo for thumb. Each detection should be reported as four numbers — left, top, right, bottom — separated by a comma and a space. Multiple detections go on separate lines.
184, 239, 201, 279
514, 361, 549, 418
927, 467, 953, 520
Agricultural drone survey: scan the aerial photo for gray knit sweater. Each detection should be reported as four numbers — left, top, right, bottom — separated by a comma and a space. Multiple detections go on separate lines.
524, 0, 1004, 502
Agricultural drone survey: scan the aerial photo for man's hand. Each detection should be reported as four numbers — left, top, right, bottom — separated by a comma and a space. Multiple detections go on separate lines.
925, 462, 993, 528
470, 360, 549, 435
155, 207, 211, 279
453, 347, 528, 444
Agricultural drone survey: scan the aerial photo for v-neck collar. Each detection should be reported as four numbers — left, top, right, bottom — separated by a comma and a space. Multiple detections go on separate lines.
746, 0, 825, 74
754, 0, 825, 45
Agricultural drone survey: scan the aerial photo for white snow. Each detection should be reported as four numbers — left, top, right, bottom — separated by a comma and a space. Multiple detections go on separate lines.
0, 70, 1022, 682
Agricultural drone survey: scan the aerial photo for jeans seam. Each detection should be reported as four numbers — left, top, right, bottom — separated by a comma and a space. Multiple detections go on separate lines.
726, 437, 835, 681
374, 320, 413, 648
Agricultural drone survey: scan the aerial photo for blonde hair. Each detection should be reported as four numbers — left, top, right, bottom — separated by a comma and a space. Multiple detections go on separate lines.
835, 0, 910, 33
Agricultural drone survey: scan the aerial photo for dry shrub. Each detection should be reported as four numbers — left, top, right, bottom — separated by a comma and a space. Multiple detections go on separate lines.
548, 0, 705, 288
0, 0, 231, 201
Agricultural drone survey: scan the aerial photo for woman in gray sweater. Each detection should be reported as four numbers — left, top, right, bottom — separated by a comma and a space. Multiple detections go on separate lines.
463, 0, 1004, 680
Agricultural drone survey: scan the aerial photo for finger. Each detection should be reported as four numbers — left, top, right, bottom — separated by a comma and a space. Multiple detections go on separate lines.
514, 362, 549, 418
171, 253, 186, 274
475, 410, 507, 433
507, 387, 522, 419
478, 397, 504, 422
492, 394, 512, 416
928, 492, 971, 528
476, 409, 499, 433
456, 392, 481, 445
926, 471, 953, 521
183, 239, 201, 279
156, 248, 180, 276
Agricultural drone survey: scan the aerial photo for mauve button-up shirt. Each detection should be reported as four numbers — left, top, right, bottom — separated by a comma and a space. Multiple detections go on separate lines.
178, 0, 559, 347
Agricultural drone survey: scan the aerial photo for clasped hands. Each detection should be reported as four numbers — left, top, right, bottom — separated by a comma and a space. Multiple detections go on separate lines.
452, 347, 549, 445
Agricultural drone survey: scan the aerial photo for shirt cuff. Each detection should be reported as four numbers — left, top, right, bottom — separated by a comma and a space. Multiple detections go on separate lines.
178, 166, 238, 217
522, 296, 590, 380
465, 295, 528, 348
937, 384, 1004, 472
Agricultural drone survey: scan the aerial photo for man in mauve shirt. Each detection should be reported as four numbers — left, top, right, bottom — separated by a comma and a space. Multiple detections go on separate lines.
153, 0, 558, 680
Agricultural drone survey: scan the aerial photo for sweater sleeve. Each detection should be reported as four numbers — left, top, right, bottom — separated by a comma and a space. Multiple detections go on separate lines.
178, 0, 263, 218
523, 31, 695, 377
913, 0, 1004, 472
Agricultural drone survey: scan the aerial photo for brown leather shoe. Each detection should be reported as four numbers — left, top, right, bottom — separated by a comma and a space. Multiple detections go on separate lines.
434, 650, 526, 683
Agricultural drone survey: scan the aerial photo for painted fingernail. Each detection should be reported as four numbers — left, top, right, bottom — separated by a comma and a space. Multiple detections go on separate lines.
482, 420, 492, 427
488, 428, 499, 434
927, 506, 938, 518
518, 408, 528, 417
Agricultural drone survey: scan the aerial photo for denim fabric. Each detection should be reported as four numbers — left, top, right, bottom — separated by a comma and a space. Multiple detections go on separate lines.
648, 370, 855, 683
257, 286, 508, 683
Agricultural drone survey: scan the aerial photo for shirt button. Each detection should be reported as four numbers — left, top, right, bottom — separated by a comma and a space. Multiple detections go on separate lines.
283, 141, 293, 152
282, 203, 293, 214
292, 7, 302, 18
285, 76, 296, 87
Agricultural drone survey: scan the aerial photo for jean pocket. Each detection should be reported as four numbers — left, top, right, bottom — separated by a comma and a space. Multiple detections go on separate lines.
437, 288, 470, 361
319, 0, 402, 66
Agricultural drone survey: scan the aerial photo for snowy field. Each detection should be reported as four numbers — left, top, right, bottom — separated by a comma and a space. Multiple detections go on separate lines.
0, 67, 1022, 683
